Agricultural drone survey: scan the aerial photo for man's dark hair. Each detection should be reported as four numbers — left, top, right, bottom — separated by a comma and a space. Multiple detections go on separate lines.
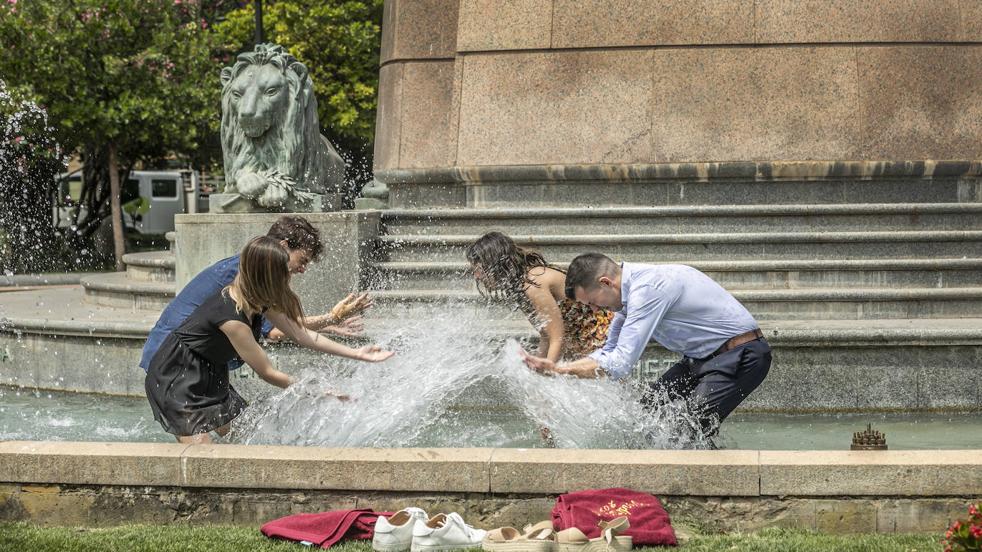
564, 253, 618, 300
266, 215, 323, 261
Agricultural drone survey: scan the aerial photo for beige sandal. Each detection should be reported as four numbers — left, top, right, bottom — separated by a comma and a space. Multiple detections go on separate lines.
555, 517, 631, 552
482, 521, 555, 552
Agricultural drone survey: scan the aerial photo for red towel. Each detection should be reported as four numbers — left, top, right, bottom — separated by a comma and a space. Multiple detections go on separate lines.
261, 508, 393, 549
551, 488, 677, 547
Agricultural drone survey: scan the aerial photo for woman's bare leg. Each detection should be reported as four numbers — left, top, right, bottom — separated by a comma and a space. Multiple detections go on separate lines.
176, 433, 211, 444
175, 424, 230, 444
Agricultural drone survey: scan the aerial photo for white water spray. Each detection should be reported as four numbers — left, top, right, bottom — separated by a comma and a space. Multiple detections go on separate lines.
229, 303, 715, 449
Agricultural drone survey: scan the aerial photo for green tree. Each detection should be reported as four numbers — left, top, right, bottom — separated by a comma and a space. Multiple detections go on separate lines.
216, 0, 384, 201
0, 0, 231, 268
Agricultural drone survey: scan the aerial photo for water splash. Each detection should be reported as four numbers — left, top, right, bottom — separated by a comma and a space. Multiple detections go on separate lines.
229, 304, 715, 449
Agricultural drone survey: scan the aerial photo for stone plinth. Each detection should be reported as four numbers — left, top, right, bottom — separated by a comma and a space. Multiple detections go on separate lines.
376, 0, 982, 189
174, 212, 380, 315
208, 193, 338, 214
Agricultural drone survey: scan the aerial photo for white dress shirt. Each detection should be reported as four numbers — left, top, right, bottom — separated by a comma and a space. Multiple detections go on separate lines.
588, 263, 759, 380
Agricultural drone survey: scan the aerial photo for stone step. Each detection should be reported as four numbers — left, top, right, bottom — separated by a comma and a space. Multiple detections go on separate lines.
367, 287, 982, 320
384, 164, 982, 208
378, 231, 982, 262
80, 272, 175, 311
369, 258, 982, 291
381, 203, 982, 235
3, 286, 981, 411
122, 251, 176, 282
363, 314, 982, 344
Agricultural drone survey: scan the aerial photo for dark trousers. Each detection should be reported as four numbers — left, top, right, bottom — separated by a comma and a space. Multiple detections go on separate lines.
642, 338, 772, 436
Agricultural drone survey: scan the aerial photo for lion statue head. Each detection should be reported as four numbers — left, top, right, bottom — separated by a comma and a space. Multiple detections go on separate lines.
220, 44, 344, 209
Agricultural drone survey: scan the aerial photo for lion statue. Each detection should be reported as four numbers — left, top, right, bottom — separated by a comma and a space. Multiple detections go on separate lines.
220, 43, 345, 209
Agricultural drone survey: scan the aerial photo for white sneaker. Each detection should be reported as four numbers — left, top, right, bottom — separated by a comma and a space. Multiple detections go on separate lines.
374, 508, 430, 552
411, 512, 487, 552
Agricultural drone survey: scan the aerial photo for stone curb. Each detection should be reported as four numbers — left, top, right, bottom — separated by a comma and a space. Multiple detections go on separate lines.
382, 203, 982, 219
121, 252, 176, 269
375, 258, 982, 272
376, 160, 982, 185
1, 441, 980, 497
79, 273, 175, 296
373, 287, 982, 302
0, 317, 153, 338
379, 230, 982, 245
0, 273, 96, 287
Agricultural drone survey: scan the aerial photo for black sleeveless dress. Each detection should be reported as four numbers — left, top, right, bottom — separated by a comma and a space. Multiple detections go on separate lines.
144, 288, 263, 436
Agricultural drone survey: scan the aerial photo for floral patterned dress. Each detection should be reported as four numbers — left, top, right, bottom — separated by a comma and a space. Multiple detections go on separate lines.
557, 299, 613, 358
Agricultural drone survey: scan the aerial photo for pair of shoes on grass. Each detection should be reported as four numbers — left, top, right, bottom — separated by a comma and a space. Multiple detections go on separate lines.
484, 517, 632, 552
373, 508, 487, 552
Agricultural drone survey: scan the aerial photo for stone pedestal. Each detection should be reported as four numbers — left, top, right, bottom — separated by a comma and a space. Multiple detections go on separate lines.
174, 212, 380, 314
208, 193, 341, 214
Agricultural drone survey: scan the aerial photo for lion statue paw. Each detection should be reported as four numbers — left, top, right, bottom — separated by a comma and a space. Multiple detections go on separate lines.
236, 172, 268, 199
258, 182, 290, 207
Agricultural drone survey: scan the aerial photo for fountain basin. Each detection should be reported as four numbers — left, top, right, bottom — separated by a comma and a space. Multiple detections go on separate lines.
0, 439, 979, 534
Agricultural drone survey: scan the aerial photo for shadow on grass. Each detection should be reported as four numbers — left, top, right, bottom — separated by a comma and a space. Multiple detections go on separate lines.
0, 523, 942, 552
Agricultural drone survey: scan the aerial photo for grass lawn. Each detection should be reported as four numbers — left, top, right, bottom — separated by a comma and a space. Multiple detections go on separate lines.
0, 523, 942, 552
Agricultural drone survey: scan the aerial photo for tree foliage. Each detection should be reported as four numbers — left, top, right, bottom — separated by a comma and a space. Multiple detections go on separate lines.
0, 0, 230, 262
215, 0, 384, 186
0, 0, 384, 269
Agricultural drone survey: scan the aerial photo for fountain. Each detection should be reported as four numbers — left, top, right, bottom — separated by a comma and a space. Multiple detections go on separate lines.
1, 0, 982, 534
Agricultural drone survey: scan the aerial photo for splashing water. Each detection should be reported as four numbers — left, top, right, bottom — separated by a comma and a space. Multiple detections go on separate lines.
229, 304, 715, 449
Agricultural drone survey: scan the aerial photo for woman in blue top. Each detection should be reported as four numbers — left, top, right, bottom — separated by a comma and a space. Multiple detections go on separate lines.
144, 236, 393, 444
139, 215, 371, 372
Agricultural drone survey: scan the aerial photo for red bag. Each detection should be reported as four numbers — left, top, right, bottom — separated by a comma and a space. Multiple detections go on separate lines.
261, 509, 393, 549
551, 488, 677, 547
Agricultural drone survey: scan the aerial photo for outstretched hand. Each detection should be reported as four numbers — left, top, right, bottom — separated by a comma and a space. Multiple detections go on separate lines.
356, 344, 395, 362
519, 346, 558, 375
324, 315, 365, 338
323, 389, 353, 402
330, 292, 374, 323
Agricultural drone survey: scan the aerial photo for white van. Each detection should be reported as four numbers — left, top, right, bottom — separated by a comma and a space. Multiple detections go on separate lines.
55, 170, 202, 235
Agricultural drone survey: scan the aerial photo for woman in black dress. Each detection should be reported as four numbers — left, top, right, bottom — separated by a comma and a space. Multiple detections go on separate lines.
145, 236, 393, 444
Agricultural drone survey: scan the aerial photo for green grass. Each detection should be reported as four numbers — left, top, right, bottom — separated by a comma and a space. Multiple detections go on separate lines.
0, 523, 942, 552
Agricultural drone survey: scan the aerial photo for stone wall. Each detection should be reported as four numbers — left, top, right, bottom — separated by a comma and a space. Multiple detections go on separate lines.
375, 0, 982, 174
1, 442, 979, 533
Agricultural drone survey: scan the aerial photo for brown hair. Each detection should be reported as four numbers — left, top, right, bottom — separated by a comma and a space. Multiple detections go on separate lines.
564, 253, 618, 300
266, 215, 323, 261
465, 231, 558, 307
228, 236, 304, 324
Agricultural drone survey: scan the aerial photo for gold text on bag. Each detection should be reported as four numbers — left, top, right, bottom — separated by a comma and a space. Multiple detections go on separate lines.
592, 500, 651, 519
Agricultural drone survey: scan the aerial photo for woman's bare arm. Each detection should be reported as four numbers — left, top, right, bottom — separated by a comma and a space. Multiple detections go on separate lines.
265, 310, 393, 362
220, 320, 293, 388
524, 284, 566, 363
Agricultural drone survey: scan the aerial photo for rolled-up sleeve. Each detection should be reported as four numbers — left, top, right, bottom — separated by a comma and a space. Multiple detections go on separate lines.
589, 311, 623, 360
588, 284, 677, 380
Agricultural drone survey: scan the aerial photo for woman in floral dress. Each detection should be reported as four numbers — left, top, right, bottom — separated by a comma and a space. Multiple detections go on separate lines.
466, 232, 612, 363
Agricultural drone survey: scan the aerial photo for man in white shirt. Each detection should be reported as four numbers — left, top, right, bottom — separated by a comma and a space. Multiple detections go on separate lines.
521, 253, 771, 436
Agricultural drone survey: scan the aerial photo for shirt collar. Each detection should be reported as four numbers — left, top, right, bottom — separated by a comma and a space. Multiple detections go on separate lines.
619, 261, 631, 313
